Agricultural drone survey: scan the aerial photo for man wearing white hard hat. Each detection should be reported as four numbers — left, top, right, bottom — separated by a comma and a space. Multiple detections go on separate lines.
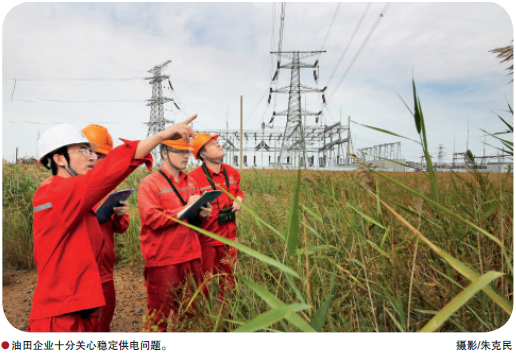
28, 115, 197, 332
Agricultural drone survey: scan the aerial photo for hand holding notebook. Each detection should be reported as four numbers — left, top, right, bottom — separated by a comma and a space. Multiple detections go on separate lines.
96, 189, 135, 224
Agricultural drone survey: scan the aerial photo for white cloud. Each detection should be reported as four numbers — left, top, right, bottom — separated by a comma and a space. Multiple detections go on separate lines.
2, 2, 513, 163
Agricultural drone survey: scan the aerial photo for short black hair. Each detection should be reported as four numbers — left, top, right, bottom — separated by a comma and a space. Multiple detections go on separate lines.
197, 146, 206, 161
47, 146, 70, 175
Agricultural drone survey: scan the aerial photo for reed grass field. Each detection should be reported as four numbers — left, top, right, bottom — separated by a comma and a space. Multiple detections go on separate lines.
2, 82, 513, 332
2, 162, 513, 332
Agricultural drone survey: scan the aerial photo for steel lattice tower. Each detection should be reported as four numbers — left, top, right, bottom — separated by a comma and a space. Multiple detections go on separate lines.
146, 60, 174, 164
270, 50, 325, 168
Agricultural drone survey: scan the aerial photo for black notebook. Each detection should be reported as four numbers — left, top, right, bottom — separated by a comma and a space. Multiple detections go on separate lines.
177, 190, 223, 220
96, 189, 135, 224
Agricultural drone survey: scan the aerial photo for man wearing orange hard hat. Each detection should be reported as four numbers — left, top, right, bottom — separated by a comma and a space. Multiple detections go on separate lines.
138, 138, 212, 332
188, 133, 244, 300
82, 124, 131, 332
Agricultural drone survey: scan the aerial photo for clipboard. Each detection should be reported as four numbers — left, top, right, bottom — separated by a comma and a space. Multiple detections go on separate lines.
177, 190, 223, 220
96, 189, 135, 224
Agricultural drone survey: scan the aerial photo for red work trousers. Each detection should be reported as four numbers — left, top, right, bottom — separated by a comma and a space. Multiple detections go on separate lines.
96, 280, 116, 332
27, 311, 98, 332
144, 259, 203, 332
201, 245, 236, 298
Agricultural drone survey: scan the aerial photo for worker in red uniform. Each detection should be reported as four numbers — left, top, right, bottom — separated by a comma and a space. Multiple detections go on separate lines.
28, 115, 197, 332
188, 133, 244, 296
81, 124, 130, 332
138, 138, 212, 332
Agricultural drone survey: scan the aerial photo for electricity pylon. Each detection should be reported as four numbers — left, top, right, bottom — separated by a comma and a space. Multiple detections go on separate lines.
437, 144, 446, 170
146, 60, 175, 164
269, 50, 325, 168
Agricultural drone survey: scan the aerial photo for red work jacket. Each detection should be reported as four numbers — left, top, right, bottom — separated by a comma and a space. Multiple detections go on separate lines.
188, 163, 244, 246
96, 209, 129, 284
30, 139, 152, 321
138, 166, 202, 267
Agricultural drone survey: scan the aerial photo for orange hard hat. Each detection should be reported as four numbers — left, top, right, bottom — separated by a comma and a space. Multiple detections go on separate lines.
81, 124, 113, 155
190, 133, 219, 160
161, 138, 193, 151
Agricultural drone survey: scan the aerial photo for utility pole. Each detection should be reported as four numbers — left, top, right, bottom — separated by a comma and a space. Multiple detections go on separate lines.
347, 116, 351, 165
145, 60, 174, 164
240, 96, 243, 171
269, 50, 325, 168
337, 110, 342, 166
226, 107, 230, 165
453, 131, 456, 169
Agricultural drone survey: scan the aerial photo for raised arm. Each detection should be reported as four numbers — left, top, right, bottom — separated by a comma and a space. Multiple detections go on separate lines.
134, 114, 197, 159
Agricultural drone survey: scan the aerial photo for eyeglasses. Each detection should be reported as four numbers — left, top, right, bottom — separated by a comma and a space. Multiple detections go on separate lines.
95, 153, 107, 160
68, 149, 98, 159
167, 149, 191, 155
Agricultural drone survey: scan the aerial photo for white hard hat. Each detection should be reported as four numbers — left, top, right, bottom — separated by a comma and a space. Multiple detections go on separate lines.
37, 124, 98, 168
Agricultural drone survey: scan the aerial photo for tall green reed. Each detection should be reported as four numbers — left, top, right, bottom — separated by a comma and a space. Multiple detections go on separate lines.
355, 78, 512, 331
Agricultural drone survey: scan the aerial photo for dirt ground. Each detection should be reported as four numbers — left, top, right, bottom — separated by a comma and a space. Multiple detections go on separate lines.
3, 263, 148, 332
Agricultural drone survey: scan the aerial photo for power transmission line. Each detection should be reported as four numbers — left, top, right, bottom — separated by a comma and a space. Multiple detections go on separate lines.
325, 3, 372, 88
306, 4, 343, 126
3, 120, 148, 124
277, 3, 286, 55
3, 99, 147, 103
245, 87, 271, 125
270, 3, 277, 76
246, 3, 285, 126
327, 2, 391, 104
318, 3, 341, 56
2, 77, 145, 82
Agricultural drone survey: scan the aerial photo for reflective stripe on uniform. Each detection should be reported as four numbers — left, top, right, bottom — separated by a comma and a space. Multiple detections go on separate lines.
200, 184, 220, 192
158, 186, 196, 194
157, 189, 174, 194
34, 202, 52, 213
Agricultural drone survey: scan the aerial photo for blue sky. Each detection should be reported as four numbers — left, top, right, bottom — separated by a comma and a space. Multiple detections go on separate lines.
2, 2, 513, 165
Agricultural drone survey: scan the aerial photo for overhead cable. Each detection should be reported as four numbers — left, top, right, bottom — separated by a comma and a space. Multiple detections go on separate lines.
3, 120, 149, 125
248, 3, 285, 127
4, 99, 147, 103
328, 3, 391, 104
317, 2, 341, 60
276, 2, 286, 69
325, 3, 372, 88
270, 3, 276, 76
2, 77, 145, 82
245, 86, 271, 125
